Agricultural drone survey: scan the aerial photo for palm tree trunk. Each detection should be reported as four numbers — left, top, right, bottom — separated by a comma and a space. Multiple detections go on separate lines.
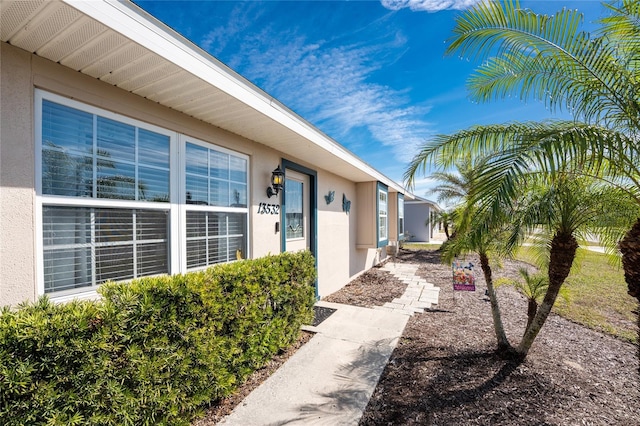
479, 252, 511, 352
619, 217, 640, 302
517, 231, 578, 357
637, 306, 640, 377
618, 217, 640, 375
526, 299, 538, 331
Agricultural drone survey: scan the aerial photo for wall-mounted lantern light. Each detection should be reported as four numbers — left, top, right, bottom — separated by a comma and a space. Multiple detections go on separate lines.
267, 165, 284, 198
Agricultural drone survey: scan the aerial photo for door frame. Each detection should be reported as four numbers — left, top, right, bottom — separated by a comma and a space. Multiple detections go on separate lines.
280, 159, 318, 295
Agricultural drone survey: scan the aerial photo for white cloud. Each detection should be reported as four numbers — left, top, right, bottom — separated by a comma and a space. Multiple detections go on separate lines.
200, 3, 267, 59
233, 35, 433, 165
200, 6, 436, 169
404, 175, 438, 198
380, 0, 481, 12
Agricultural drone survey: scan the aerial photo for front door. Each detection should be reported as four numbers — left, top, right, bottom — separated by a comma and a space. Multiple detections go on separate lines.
283, 169, 310, 253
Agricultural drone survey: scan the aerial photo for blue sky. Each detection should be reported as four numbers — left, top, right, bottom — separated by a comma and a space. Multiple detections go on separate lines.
136, 0, 606, 202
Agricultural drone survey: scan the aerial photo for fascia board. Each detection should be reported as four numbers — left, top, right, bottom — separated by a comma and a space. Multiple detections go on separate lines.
405, 199, 441, 210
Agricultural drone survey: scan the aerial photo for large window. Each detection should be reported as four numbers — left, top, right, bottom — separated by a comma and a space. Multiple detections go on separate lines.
42, 100, 170, 201
37, 91, 249, 297
378, 183, 388, 246
184, 141, 248, 268
42, 206, 168, 292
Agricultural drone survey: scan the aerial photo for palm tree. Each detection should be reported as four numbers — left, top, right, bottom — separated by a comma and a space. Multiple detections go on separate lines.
430, 210, 456, 240
427, 155, 477, 207
405, 0, 640, 358
440, 204, 513, 353
442, 169, 632, 358
507, 175, 630, 355
427, 153, 515, 353
498, 266, 573, 332
428, 156, 484, 243
500, 268, 553, 331
449, 170, 628, 356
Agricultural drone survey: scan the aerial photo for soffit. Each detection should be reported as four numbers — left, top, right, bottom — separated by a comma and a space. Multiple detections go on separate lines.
0, 0, 410, 194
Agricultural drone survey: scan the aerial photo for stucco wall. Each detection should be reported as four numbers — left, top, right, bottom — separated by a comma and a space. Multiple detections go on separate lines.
248, 157, 283, 259
1, 42, 384, 305
355, 181, 376, 248
389, 192, 398, 242
1, 44, 37, 306
313, 169, 355, 298
352, 181, 386, 280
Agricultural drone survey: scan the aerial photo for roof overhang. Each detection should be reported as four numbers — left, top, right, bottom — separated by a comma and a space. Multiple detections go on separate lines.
1, 0, 412, 196
405, 197, 441, 210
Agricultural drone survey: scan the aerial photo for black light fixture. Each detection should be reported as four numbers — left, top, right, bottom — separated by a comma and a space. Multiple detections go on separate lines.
267, 165, 284, 198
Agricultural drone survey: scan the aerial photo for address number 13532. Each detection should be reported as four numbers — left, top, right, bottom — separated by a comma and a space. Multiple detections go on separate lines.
257, 203, 280, 215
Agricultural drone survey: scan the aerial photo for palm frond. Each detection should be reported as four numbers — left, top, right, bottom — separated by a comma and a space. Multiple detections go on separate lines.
405, 121, 640, 205
425, 155, 482, 205
448, 0, 639, 129
448, 1, 585, 61
600, 0, 640, 65
587, 185, 640, 259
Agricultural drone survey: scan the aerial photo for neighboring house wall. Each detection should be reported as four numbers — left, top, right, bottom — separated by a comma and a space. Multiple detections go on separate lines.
405, 202, 432, 242
0, 42, 391, 306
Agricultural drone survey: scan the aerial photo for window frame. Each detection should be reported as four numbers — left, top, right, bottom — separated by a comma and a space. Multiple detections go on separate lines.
377, 182, 389, 247
41, 205, 171, 295
35, 90, 250, 300
398, 193, 405, 239
182, 137, 250, 272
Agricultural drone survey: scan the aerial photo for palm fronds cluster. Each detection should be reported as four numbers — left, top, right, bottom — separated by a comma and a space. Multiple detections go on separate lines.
406, 0, 640, 359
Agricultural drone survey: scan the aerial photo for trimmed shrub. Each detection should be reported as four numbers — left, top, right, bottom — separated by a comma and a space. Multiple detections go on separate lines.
0, 251, 316, 425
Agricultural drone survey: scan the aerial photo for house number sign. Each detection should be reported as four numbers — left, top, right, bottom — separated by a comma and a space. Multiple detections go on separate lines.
257, 202, 280, 215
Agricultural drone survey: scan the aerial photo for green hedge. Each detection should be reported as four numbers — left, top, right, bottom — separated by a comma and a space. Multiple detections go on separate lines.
0, 251, 316, 425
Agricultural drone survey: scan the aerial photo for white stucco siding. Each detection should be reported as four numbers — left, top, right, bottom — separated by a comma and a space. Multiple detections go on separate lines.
0, 44, 284, 305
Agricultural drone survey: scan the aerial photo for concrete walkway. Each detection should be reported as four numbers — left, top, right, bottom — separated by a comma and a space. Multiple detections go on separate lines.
219, 262, 439, 425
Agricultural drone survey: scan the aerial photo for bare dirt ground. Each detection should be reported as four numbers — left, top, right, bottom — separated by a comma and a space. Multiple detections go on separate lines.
199, 247, 639, 425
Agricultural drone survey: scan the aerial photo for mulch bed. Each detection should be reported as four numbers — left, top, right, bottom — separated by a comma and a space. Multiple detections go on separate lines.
197, 247, 640, 425
323, 264, 408, 307
360, 248, 640, 425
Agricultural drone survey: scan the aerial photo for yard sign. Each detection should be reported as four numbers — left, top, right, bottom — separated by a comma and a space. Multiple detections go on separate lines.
452, 259, 475, 291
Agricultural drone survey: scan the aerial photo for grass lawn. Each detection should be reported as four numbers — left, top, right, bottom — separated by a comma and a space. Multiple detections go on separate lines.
516, 247, 637, 343
402, 242, 443, 251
